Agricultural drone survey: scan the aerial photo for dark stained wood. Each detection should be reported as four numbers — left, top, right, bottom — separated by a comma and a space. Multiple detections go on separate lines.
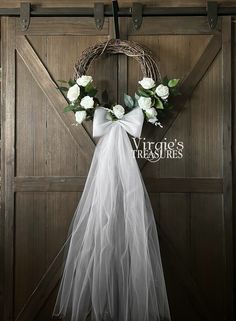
234, 16, 236, 321
15, 35, 95, 162
1, 12, 235, 321
189, 194, 225, 320
128, 16, 222, 35
14, 192, 47, 317
1, 17, 16, 321
14, 176, 86, 192
222, 16, 234, 321
157, 213, 213, 321
15, 234, 66, 321
16, 17, 109, 35
188, 50, 223, 178
15, 36, 48, 178
179, 36, 221, 97
126, 15, 233, 321
14, 176, 223, 193
145, 177, 223, 193
140, 34, 222, 170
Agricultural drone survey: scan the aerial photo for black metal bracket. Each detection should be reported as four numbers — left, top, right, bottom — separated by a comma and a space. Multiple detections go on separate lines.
94, 3, 104, 30
112, 0, 120, 39
20, 2, 30, 31
132, 2, 143, 30
207, 1, 218, 29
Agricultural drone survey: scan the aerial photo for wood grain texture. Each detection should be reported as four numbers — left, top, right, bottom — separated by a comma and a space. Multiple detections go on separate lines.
15, 192, 78, 321
16, 17, 109, 36
15, 36, 48, 177
140, 34, 222, 171
15, 192, 47, 317
128, 16, 222, 35
126, 15, 233, 321
157, 204, 213, 321
14, 176, 223, 193
190, 194, 225, 320
16, 35, 95, 163
234, 17, 236, 321
1, 13, 234, 321
1, 17, 16, 321
222, 16, 234, 321
12, 17, 118, 321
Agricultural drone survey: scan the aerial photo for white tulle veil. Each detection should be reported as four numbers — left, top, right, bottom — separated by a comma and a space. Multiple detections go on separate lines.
53, 107, 171, 321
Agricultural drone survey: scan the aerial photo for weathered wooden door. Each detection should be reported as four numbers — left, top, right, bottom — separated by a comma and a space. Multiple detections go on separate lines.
1, 15, 233, 321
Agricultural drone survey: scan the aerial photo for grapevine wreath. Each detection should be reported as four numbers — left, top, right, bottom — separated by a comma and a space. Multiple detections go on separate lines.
58, 39, 180, 127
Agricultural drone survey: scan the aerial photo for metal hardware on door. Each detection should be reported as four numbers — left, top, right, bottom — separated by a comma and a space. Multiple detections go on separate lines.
132, 3, 143, 30
207, 1, 218, 30
94, 3, 104, 30
20, 2, 30, 31
112, 0, 120, 39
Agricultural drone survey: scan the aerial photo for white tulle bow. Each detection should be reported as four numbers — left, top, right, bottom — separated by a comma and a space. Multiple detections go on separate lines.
93, 107, 144, 138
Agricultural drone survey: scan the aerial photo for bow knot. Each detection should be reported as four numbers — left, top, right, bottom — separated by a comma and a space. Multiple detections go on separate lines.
93, 107, 144, 138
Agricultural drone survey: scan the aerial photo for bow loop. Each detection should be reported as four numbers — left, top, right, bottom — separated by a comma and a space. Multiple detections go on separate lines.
93, 107, 144, 138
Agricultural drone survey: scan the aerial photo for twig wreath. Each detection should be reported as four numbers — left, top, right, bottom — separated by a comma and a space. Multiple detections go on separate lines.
58, 39, 180, 127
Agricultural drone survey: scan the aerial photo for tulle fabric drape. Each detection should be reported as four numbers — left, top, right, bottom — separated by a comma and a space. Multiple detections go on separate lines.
53, 122, 171, 321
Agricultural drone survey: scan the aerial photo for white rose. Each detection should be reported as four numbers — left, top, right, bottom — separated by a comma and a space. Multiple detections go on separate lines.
113, 104, 125, 119
155, 84, 169, 100
76, 75, 93, 87
145, 107, 157, 119
80, 96, 94, 109
138, 96, 152, 110
138, 77, 155, 89
75, 110, 86, 124
67, 84, 80, 102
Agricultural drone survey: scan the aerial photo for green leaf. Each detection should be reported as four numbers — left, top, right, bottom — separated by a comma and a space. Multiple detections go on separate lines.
134, 93, 140, 107
145, 89, 155, 96
63, 106, 73, 113
76, 106, 86, 112
58, 86, 69, 92
58, 80, 68, 84
168, 79, 180, 87
85, 82, 97, 97
137, 89, 150, 97
155, 97, 164, 109
87, 88, 98, 97
162, 76, 169, 86
84, 82, 93, 92
124, 94, 134, 109
68, 79, 76, 86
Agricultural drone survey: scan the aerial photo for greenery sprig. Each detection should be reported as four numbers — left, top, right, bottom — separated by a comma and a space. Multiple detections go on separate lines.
58, 75, 180, 127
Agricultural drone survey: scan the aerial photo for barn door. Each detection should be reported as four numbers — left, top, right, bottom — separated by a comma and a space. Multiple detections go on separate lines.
123, 16, 233, 321
1, 16, 118, 321
1, 15, 233, 321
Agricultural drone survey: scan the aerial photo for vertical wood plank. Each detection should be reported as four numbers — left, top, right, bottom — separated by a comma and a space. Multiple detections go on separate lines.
1, 17, 16, 321
190, 194, 225, 321
15, 37, 48, 177
222, 16, 234, 321
15, 192, 47, 316
189, 51, 223, 177
0, 16, 3, 321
